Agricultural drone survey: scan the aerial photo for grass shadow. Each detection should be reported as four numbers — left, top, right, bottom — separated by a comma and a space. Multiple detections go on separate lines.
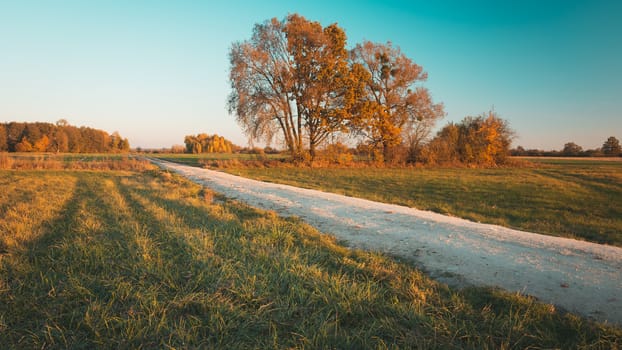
2, 170, 620, 349
0, 173, 145, 347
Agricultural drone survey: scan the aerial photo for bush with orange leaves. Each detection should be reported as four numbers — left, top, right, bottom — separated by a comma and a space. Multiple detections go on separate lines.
421, 111, 514, 167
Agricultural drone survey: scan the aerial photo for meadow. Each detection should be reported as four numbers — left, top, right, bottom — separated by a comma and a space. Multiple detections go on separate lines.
1, 162, 620, 348
149, 152, 285, 167
0, 152, 150, 171
218, 158, 622, 247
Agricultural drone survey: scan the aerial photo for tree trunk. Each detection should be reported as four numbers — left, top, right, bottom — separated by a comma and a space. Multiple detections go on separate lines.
383, 141, 392, 163
309, 141, 316, 160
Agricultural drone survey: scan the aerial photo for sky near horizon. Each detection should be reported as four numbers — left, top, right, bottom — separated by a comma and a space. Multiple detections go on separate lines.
1, 0, 620, 150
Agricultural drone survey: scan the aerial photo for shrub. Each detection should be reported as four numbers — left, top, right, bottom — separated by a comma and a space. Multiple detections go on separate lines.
420, 111, 513, 166
320, 142, 353, 165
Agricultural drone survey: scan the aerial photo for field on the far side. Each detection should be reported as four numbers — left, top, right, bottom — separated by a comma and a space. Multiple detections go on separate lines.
1, 164, 620, 348
149, 152, 285, 167
221, 158, 622, 247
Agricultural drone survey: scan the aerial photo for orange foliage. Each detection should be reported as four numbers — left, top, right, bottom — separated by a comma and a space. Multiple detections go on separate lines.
184, 134, 235, 154
14, 137, 33, 152
351, 41, 444, 162
422, 111, 513, 166
32, 135, 49, 152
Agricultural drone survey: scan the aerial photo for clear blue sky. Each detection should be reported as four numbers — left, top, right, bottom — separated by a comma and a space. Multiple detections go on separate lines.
1, 0, 620, 150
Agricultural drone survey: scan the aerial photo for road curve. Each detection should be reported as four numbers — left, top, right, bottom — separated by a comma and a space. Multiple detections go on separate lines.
152, 159, 622, 325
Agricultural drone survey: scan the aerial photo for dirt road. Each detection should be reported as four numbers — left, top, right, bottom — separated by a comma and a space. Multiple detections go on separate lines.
152, 159, 622, 325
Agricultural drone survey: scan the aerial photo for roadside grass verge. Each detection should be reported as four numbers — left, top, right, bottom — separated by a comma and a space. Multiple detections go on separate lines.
1, 169, 620, 348
225, 161, 622, 247
149, 153, 286, 168
0, 152, 153, 171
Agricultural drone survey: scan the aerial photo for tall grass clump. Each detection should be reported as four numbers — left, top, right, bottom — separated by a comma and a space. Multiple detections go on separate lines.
0, 169, 619, 348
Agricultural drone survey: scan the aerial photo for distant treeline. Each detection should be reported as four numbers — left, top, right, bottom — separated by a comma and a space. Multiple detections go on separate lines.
511, 136, 621, 157
183, 133, 239, 154
0, 120, 130, 153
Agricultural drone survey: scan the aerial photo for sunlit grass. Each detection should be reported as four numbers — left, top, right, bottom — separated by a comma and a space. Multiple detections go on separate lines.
149, 153, 285, 167
225, 161, 622, 246
0, 169, 620, 348
0, 152, 153, 171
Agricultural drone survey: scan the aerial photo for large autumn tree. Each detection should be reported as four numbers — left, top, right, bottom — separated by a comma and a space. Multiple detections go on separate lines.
228, 14, 366, 160
229, 17, 293, 154
351, 41, 444, 162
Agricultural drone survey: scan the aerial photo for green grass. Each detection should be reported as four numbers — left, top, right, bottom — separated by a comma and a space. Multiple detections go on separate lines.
149, 153, 286, 167
517, 157, 622, 166
224, 161, 622, 247
1, 169, 619, 348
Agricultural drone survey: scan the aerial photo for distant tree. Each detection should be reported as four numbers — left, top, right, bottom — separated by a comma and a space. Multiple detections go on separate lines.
65, 126, 82, 152
0, 124, 7, 151
511, 146, 526, 156
602, 136, 621, 156
6, 123, 23, 151
263, 146, 281, 154
119, 138, 130, 152
0, 121, 128, 153
32, 135, 50, 152
109, 131, 122, 150
170, 145, 186, 153
562, 142, 583, 156
51, 129, 69, 153
24, 123, 42, 145
15, 137, 33, 152
584, 148, 603, 157
351, 41, 444, 163
524, 148, 546, 157
106, 131, 130, 152
185, 135, 201, 154
184, 134, 234, 154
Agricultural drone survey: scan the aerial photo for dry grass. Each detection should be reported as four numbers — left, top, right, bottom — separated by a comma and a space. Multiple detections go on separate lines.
0, 152, 13, 169
0, 153, 154, 171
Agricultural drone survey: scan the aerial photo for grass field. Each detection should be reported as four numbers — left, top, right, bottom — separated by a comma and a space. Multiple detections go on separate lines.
0, 152, 151, 171
221, 159, 622, 247
149, 153, 286, 167
1, 167, 620, 348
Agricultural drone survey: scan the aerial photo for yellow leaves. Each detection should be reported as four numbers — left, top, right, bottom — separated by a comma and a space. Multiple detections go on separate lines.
423, 111, 512, 166
14, 137, 33, 152
351, 41, 443, 162
33, 135, 49, 152
184, 134, 234, 154
474, 113, 511, 166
